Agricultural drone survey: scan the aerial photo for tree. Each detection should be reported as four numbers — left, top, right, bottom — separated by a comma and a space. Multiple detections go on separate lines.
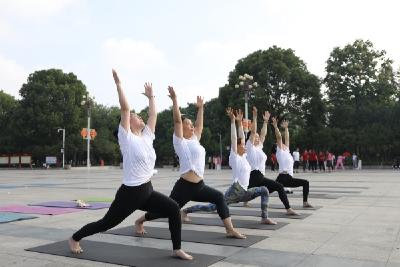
0, 90, 19, 152
90, 105, 121, 165
324, 39, 399, 160
219, 46, 325, 152
14, 69, 87, 164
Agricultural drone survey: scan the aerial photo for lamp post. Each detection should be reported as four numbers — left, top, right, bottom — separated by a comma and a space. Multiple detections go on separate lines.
218, 132, 223, 167
57, 128, 65, 169
81, 93, 94, 168
235, 74, 258, 132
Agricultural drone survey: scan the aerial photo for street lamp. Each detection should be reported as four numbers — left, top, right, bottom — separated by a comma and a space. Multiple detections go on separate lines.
57, 128, 65, 169
235, 74, 258, 132
218, 132, 223, 168
81, 93, 94, 168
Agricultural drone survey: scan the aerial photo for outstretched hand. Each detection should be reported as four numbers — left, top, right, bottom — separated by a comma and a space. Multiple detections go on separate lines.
112, 69, 121, 85
196, 96, 204, 108
281, 119, 289, 129
142, 82, 153, 99
252, 106, 257, 117
168, 86, 176, 100
235, 109, 243, 122
271, 117, 278, 128
226, 107, 235, 121
263, 111, 271, 122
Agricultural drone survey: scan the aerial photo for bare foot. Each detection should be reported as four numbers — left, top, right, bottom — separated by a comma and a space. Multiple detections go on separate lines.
226, 229, 246, 239
261, 218, 278, 225
180, 210, 191, 223
68, 237, 83, 254
135, 219, 147, 236
286, 208, 299, 216
303, 202, 314, 208
243, 201, 250, 207
173, 249, 194, 260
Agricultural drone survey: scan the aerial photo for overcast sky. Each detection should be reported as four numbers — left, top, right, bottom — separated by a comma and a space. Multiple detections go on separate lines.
0, 0, 399, 112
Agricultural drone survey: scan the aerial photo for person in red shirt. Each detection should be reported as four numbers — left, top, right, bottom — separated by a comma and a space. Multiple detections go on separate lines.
318, 151, 326, 172
309, 149, 317, 172
302, 149, 309, 172
270, 153, 277, 171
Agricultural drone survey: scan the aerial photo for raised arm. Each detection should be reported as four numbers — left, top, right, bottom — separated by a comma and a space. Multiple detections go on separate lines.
259, 111, 270, 144
168, 86, 183, 138
236, 109, 245, 140
112, 69, 130, 132
249, 106, 257, 144
227, 107, 237, 153
143, 82, 156, 133
271, 117, 283, 149
194, 96, 204, 140
281, 120, 289, 148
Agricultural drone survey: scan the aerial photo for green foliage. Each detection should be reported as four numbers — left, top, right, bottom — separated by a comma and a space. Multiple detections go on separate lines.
324, 39, 400, 160
0, 90, 19, 152
91, 104, 121, 165
14, 69, 87, 163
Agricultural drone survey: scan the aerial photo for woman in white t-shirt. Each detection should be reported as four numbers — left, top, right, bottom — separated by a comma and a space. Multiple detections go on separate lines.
244, 107, 298, 215
69, 70, 193, 260
136, 87, 245, 239
271, 117, 313, 208
183, 108, 277, 224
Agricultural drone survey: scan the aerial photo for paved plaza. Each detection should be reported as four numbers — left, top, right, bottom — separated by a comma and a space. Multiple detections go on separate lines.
1, 167, 400, 266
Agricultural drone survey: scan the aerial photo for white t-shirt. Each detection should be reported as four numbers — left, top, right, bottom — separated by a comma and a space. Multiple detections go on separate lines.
229, 149, 251, 190
246, 140, 267, 175
118, 124, 156, 186
173, 133, 206, 178
276, 146, 294, 176
292, 151, 300, 161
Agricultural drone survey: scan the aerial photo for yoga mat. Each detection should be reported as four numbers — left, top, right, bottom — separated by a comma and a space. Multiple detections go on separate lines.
156, 217, 288, 230
292, 189, 361, 194
197, 209, 311, 219
231, 203, 322, 210
81, 197, 113, 203
26, 240, 225, 267
0, 205, 82, 215
0, 185, 19, 189
107, 226, 267, 247
271, 193, 340, 199
30, 201, 110, 210
0, 212, 38, 223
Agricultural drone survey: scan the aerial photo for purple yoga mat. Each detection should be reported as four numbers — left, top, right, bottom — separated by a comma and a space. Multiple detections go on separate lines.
30, 201, 110, 210
0, 205, 82, 215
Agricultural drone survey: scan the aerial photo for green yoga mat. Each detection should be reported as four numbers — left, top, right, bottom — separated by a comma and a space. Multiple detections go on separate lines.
80, 197, 113, 203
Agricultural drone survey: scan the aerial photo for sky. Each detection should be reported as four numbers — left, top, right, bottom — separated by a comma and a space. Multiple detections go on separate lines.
0, 0, 399, 112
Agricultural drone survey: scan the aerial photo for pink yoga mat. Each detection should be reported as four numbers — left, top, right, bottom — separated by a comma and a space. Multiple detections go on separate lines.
0, 205, 83, 215
30, 201, 110, 210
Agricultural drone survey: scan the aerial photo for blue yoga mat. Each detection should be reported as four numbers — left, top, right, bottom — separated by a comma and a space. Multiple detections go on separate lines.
0, 212, 38, 223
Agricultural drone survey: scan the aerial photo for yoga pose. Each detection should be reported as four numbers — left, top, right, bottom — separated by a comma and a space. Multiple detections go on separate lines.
69, 70, 193, 260
244, 107, 298, 215
271, 117, 313, 208
182, 108, 277, 225
135, 87, 245, 239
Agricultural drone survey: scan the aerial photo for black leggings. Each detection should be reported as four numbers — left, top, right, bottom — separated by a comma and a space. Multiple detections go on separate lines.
248, 170, 291, 209
276, 173, 309, 202
146, 178, 230, 221
72, 182, 182, 250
